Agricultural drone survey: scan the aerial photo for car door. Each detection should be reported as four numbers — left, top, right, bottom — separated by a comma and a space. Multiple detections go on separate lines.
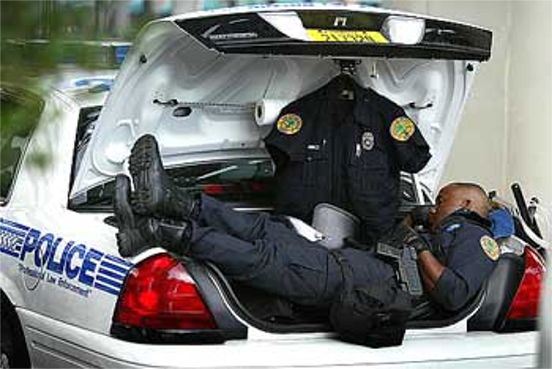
1, 87, 129, 339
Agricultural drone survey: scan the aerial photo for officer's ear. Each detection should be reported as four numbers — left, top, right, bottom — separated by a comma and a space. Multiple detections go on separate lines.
461, 199, 472, 211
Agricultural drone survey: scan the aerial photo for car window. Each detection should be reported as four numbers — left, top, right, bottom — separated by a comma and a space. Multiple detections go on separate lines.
69, 105, 102, 189
69, 157, 422, 213
169, 158, 276, 205
68, 158, 276, 211
68, 106, 276, 211
0, 87, 43, 205
67, 109, 423, 212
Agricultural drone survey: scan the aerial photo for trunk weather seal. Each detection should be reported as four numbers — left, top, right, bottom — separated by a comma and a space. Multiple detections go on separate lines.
202, 261, 333, 334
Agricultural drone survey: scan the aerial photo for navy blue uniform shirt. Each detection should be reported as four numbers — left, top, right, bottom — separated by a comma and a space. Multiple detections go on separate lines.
421, 211, 499, 311
265, 76, 432, 244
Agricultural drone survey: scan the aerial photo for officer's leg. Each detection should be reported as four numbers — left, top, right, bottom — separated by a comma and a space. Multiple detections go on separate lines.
189, 223, 343, 307
197, 194, 290, 243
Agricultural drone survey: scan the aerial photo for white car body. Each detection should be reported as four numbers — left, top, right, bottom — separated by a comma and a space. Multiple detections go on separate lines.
0, 4, 543, 368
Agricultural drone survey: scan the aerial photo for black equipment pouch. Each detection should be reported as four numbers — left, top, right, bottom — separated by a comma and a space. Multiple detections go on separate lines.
329, 251, 413, 348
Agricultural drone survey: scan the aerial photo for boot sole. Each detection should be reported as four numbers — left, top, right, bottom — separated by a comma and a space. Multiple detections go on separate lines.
129, 134, 164, 215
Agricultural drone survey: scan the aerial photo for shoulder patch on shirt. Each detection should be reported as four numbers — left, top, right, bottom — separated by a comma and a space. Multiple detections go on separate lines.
277, 113, 303, 135
390, 116, 416, 142
445, 223, 462, 233
480, 235, 500, 261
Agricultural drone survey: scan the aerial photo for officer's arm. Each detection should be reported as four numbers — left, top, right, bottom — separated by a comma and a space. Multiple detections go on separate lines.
407, 231, 467, 307
416, 248, 471, 310
416, 228, 498, 312
401, 227, 444, 290
417, 250, 445, 291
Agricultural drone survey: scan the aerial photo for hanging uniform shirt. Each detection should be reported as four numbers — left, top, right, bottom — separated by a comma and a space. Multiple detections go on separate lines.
265, 76, 432, 244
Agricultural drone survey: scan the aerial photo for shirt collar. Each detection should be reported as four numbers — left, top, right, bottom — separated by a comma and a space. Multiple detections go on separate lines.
439, 209, 492, 232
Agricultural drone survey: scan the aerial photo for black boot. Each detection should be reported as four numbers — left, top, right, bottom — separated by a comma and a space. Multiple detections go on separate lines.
116, 218, 193, 257
114, 175, 192, 257
129, 134, 199, 220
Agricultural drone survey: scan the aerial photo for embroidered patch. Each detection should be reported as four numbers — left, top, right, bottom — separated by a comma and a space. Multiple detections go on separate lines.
277, 113, 303, 135
390, 116, 416, 142
361, 131, 374, 151
480, 235, 500, 261
445, 223, 462, 233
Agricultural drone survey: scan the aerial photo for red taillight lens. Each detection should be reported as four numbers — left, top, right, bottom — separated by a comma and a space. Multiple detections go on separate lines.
114, 253, 217, 330
506, 246, 546, 320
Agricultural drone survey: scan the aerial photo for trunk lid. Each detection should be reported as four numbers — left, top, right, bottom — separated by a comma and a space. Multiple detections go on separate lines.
70, 4, 491, 199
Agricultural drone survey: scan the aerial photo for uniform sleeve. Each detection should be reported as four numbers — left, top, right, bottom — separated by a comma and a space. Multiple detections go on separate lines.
264, 102, 309, 160
386, 109, 432, 173
431, 226, 498, 312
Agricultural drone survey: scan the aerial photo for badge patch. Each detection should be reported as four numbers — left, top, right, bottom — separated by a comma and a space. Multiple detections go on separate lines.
361, 131, 374, 151
390, 116, 416, 142
277, 114, 303, 135
480, 235, 500, 261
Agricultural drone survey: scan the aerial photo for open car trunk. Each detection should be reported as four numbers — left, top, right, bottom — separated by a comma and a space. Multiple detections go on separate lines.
68, 4, 493, 332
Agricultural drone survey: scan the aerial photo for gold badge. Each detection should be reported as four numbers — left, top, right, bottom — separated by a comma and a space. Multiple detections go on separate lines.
390, 116, 416, 142
277, 113, 303, 135
480, 235, 500, 261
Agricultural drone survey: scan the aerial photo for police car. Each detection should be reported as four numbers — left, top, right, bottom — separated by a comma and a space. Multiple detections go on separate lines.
1, 4, 547, 368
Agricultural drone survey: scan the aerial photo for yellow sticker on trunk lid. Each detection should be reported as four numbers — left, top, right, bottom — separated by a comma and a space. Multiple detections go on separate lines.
306, 29, 388, 43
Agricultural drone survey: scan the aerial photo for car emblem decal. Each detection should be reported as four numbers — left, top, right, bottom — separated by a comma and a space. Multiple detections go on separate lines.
390, 116, 416, 142
361, 131, 374, 151
277, 113, 303, 135
480, 235, 500, 261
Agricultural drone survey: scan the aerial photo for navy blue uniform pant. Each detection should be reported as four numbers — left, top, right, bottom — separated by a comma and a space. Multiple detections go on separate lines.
188, 195, 396, 308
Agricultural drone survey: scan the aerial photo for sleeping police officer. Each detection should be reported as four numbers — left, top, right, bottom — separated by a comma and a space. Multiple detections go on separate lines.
115, 135, 499, 314
265, 75, 432, 245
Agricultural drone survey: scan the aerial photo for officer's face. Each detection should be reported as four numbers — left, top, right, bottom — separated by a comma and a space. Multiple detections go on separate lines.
429, 185, 468, 230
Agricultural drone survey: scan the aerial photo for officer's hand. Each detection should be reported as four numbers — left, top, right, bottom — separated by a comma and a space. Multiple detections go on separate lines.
380, 223, 410, 249
407, 235, 431, 255
398, 223, 431, 255
410, 205, 433, 228
402, 214, 414, 227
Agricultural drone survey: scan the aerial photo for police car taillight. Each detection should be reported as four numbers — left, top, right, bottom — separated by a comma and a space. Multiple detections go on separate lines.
506, 246, 545, 321
113, 253, 217, 330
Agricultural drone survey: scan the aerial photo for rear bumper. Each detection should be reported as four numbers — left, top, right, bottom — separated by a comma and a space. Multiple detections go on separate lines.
19, 308, 537, 369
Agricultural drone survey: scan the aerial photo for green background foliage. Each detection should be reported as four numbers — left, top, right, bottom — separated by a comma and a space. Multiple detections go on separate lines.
1, 0, 156, 82
1, 1, 156, 171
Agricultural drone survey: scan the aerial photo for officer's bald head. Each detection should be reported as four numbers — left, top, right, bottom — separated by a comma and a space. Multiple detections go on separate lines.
449, 183, 491, 217
429, 182, 491, 229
